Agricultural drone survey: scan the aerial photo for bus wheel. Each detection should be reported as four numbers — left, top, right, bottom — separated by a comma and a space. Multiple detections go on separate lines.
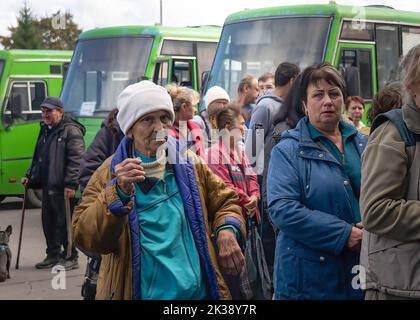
25, 189, 42, 208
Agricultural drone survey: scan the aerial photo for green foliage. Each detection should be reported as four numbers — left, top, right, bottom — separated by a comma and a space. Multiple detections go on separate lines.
0, 2, 42, 49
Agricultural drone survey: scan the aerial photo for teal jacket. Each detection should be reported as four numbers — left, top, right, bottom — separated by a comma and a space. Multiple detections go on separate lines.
119, 153, 207, 299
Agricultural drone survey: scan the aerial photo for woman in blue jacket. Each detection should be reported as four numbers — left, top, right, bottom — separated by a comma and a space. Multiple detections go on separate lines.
267, 63, 367, 300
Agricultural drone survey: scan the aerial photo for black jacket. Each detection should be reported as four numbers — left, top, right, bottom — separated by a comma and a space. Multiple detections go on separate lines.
27, 115, 85, 192
78, 114, 123, 193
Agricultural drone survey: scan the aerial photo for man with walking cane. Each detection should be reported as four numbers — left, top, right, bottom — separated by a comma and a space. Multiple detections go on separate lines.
21, 96, 85, 270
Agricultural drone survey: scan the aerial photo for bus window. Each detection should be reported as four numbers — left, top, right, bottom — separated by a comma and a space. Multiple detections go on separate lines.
207, 16, 331, 98
85, 71, 99, 102
375, 24, 400, 90
49, 65, 62, 74
358, 50, 373, 99
61, 36, 153, 115
5, 81, 46, 122
340, 21, 374, 41
161, 40, 217, 90
402, 26, 420, 56
196, 42, 217, 89
154, 60, 170, 87
30, 82, 46, 111
173, 60, 193, 87
0, 60, 4, 81
161, 40, 194, 56
338, 48, 373, 99
7, 82, 29, 114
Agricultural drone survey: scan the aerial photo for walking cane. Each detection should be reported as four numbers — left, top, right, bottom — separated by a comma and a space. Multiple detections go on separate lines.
64, 196, 73, 259
15, 188, 27, 269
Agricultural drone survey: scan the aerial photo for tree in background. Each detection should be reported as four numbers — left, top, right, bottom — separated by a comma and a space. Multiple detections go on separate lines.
0, 4, 81, 50
0, 2, 42, 49
39, 11, 82, 50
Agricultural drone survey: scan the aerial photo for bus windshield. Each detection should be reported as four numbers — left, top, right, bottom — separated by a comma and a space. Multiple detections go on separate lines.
0, 60, 4, 81
61, 36, 153, 116
206, 16, 331, 99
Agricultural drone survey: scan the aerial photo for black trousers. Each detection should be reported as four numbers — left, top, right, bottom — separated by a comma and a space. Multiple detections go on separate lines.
41, 189, 77, 258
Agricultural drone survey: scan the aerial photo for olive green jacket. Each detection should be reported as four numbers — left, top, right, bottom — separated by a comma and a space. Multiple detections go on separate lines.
360, 103, 420, 298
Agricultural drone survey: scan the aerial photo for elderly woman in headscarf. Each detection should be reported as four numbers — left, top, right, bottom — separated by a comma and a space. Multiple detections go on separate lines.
72, 80, 245, 300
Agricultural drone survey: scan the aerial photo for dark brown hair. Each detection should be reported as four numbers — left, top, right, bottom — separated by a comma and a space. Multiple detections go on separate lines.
273, 73, 305, 128
300, 62, 347, 104
215, 104, 242, 130
368, 85, 403, 123
275, 62, 300, 87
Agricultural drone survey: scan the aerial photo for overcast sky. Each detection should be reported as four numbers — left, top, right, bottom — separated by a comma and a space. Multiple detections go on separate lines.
2, 0, 420, 41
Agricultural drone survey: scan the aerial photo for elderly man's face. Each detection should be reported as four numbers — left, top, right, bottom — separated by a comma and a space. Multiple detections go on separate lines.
128, 110, 172, 157
41, 107, 64, 126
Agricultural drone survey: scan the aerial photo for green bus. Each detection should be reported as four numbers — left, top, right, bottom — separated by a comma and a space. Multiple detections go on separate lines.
203, 4, 420, 121
0, 49, 72, 206
61, 24, 221, 146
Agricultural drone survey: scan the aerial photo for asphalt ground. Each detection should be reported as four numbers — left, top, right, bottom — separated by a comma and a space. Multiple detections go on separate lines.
0, 197, 87, 300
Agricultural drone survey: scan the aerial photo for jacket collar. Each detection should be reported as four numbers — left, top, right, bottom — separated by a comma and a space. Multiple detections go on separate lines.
403, 103, 420, 134
283, 116, 366, 162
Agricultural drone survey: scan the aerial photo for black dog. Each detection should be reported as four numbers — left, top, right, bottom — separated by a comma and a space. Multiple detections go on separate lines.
0, 225, 12, 282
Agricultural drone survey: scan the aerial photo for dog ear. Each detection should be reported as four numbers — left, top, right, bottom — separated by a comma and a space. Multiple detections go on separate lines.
6, 225, 12, 235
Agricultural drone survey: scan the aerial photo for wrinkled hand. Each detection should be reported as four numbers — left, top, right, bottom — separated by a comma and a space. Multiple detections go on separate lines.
243, 195, 258, 217
115, 158, 145, 194
346, 225, 363, 251
217, 229, 244, 275
21, 177, 28, 187
64, 187, 75, 199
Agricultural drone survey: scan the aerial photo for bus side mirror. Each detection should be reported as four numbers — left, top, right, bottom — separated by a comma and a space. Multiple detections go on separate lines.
3, 95, 19, 127
11, 96, 23, 119
201, 71, 210, 94
62, 62, 70, 83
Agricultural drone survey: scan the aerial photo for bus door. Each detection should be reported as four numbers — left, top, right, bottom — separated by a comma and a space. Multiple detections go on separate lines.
334, 42, 377, 123
153, 56, 198, 91
153, 57, 172, 87
0, 78, 45, 194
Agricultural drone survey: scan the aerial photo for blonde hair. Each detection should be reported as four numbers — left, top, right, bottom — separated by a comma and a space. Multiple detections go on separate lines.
400, 44, 420, 104
166, 84, 200, 111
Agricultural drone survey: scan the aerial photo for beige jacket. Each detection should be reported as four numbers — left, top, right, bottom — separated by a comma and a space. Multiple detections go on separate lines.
360, 103, 420, 297
72, 152, 245, 300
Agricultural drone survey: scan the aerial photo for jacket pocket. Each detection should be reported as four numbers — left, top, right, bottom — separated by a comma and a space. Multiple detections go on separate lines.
275, 249, 299, 298
369, 240, 420, 292
294, 249, 342, 299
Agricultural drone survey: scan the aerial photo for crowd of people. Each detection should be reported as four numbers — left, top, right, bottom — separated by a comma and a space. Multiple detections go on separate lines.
22, 44, 420, 300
